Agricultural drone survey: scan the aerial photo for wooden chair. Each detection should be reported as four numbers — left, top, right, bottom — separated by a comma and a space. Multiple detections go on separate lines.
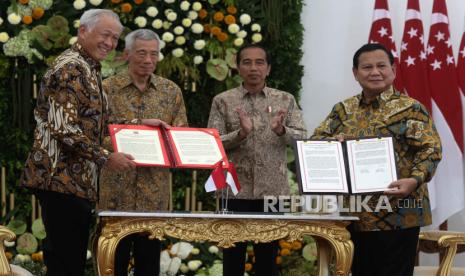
414, 230, 465, 276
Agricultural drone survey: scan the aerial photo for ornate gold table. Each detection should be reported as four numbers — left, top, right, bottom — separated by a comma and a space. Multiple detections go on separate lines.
96, 211, 357, 276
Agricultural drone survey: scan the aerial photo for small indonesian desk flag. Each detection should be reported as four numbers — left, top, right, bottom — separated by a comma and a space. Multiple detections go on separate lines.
226, 162, 241, 195
204, 161, 227, 192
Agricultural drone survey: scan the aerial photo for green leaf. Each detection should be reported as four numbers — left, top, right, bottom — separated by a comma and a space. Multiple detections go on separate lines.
31, 25, 53, 50
225, 75, 242, 90
286, 147, 295, 163
302, 243, 317, 262
206, 59, 229, 81
225, 48, 238, 69
32, 218, 46, 240
208, 0, 221, 4
16, 232, 38, 255
7, 219, 27, 235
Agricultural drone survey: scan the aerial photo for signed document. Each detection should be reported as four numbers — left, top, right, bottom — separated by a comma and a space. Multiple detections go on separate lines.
109, 125, 228, 168
294, 137, 397, 194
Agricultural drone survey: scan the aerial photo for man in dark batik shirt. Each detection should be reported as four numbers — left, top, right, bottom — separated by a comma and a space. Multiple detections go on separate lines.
21, 9, 135, 276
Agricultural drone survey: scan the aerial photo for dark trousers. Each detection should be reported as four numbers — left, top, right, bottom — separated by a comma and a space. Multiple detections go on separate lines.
37, 190, 93, 276
223, 199, 279, 276
114, 234, 161, 276
349, 226, 420, 276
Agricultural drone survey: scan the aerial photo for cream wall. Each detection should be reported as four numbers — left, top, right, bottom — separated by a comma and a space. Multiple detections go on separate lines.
300, 0, 465, 267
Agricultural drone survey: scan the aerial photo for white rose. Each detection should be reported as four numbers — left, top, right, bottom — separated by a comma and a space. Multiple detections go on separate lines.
146, 7, 159, 17
73, 20, 80, 28
89, 0, 102, 6
180, 1, 190, 11
191, 248, 200, 255
208, 245, 219, 254
163, 21, 172, 30
187, 260, 202, 271
180, 263, 189, 274
167, 12, 177, 22
0, 32, 10, 43
192, 2, 202, 11
7, 13, 21, 25
86, 250, 92, 260
159, 40, 166, 49
233, 38, 244, 47
172, 48, 184, 58
193, 39, 205, 50
175, 36, 186, 45
152, 19, 163, 29
188, 11, 198, 20
252, 33, 262, 43
174, 26, 184, 35
228, 23, 240, 34
251, 23, 261, 32
191, 23, 203, 34
164, 9, 173, 16
237, 30, 247, 38
193, 55, 203, 64
159, 52, 164, 61
0, 17, 3, 26
239, 14, 251, 25
135, 16, 147, 28
3, 239, 14, 247
164, 0, 175, 3
69, 36, 78, 45
73, 0, 86, 10
162, 32, 174, 42
182, 18, 192, 27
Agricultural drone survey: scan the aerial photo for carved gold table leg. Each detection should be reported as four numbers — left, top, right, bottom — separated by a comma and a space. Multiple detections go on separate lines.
96, 216, 354, 276
0, 226, 15, 276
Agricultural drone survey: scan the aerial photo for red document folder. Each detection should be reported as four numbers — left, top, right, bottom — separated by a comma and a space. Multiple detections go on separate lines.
108, 124, 229, 169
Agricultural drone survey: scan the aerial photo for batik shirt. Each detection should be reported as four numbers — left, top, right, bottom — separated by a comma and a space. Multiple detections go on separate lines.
312, 87, 442, 231
208, 85, 307, 199
21, 43, 110, 202
98, 71, 187, 211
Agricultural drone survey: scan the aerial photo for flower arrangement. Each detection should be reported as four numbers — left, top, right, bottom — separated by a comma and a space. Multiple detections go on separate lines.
0, 0, 263, 90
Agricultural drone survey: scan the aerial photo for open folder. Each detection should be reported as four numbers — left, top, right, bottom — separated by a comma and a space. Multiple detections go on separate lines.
108, 124, 229, 169
293, 137, 398, 194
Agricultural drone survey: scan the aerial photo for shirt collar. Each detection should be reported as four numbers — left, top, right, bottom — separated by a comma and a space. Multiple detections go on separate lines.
71, 42, 101, 71
239, 84, 268, 98
358, 85, 396, 107
118, 70, 157, 90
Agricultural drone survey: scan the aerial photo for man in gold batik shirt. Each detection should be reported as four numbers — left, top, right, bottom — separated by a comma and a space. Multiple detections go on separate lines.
312, 43, 442, 276
208, 44, 307, 276
99, 29, 187, 276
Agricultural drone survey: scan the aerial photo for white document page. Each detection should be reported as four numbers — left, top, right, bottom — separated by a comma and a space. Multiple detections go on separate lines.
346, 137, 397, 193
169, 130, 223, 165
114, 128, 166, 165
296, 140, 349, 193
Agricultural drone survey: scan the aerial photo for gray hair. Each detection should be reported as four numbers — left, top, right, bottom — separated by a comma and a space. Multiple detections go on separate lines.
79, 9, 123, 32
125, 29, 161, 51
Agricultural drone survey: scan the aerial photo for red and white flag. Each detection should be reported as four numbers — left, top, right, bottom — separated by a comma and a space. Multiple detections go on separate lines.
368, 0, 405, 92
399, 0, 431, 111
204, 161, 227, 192
458, 17, 465, 142
427, 0, 465, 227
226, 162, 241, 195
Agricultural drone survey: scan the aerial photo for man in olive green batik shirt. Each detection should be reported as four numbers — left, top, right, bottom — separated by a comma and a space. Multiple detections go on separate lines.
99, 29, 187, 276
208, 44, 307, 276
312, 43, 442, 276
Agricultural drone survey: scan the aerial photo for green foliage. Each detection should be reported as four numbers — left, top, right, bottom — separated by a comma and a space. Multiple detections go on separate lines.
16, 232, 38, 255
0, 0, 305, 228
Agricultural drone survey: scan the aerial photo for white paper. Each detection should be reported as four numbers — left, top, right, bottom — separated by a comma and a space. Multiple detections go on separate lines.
296, 140, 349, 193
114, 128, 167, 165
169, 130, 223, 165
346, 137, 397, 193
